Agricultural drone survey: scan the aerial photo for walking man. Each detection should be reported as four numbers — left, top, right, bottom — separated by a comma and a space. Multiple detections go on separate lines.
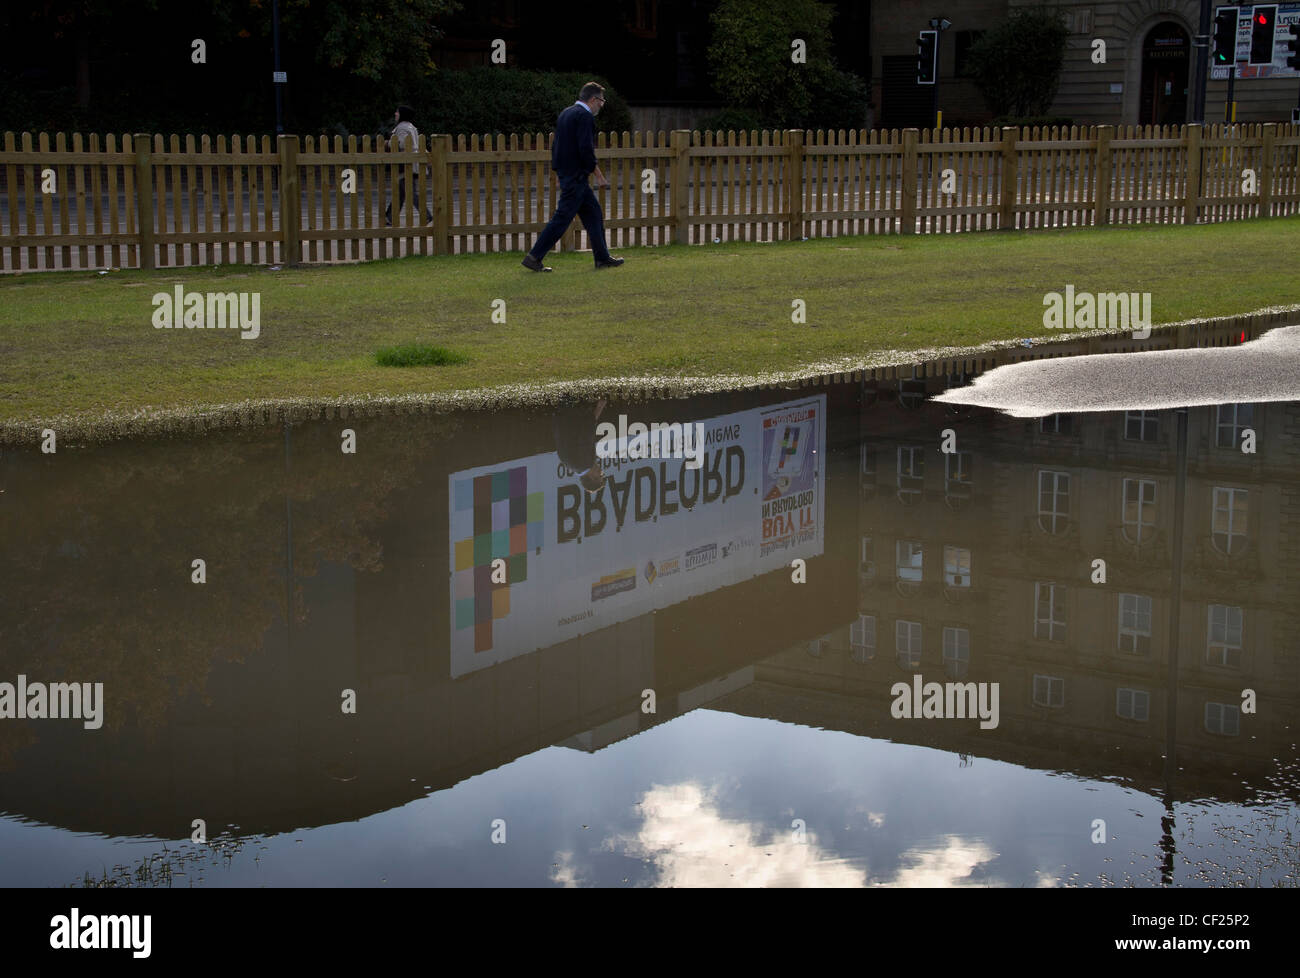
522, 82, 624, 272
385, 104, 433, 226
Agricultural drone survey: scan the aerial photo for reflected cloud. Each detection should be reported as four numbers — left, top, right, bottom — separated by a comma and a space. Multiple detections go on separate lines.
608, 782, 868, 887
550, 850, 581, 888
587, 783, 1017, 888
880, 836, 999, 887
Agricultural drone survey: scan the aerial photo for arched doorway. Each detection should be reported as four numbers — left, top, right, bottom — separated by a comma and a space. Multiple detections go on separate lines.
1140, 22, 1190, 125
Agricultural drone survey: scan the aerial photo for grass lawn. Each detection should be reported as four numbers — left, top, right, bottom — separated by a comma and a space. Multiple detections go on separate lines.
2, 216, 1298, 436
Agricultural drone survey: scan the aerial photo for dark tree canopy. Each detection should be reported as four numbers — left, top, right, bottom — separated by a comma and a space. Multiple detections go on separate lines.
3, 0, 460, 134
705, 0, 868, 131
964, 6, 1070, 119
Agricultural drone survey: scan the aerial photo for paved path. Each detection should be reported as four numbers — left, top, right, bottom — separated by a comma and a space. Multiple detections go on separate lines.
934, 322, 1300, 416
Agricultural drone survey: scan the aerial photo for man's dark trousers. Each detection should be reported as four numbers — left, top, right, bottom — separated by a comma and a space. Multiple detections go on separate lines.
529, 173, 611, 263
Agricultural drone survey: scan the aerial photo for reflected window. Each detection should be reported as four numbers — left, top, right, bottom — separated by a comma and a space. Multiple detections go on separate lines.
1034, 582, 1067, 641
899, 369, 927, 408
1207, 604, 1243, 668
1040, 413, 1073, 435
1215, 403, 1254, 449
851, 615, 876, 663
1033, 674, 1065, 707
1122, 478, 1157, 544
943, 627, 970, 678
897, 446, 925, 500
860, 535, 875, 576
944, 545, 971, 587
1118, 593, 1152, 655
945, 451, 972, 504
1211, 487, 1248, 555
861, 443, 876, 483
896, 540, 923, 582
1116, 688, 1150, 721
896, 620, 922, 668
1125, 410, 1160, 442
1204, 701, 1240, 736
1038, 470, 1070, 534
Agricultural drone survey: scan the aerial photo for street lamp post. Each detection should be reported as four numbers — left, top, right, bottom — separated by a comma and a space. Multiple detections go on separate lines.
272, 0, 285, 134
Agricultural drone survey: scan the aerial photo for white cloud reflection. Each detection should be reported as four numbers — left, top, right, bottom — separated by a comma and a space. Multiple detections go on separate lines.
556, 781, 1009, 887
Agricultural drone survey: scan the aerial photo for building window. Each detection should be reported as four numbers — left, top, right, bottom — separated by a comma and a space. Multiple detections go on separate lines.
851, 615, 876, 663
860, 535, 875, 575
1207, 604, 1243, 668
896, 620, 922, 668
1216, 403, 1254, 448
896, 540, 923, 582
1122, 478, 1157, 544
807, 638, 827, 657
953, 29, 985, 76
1211, 487, 1248, 555
1125, 411, 1160, 442
945, 451, 972, 503
1118, 593, 1153, 655
1038, 470, 1070, 534
898, 446, 925, 500
943, 627, 970, 678
632, 0, 657, 34
1040, 413, 1073, 435
899, 369, 926, 408
944, 545, 971, 587
861, 443, 876, 480
1033, 674, 1065, 708
1034, 582, 1067, 641
1116, 688, 1150, 721
1204, 701, 1240, 736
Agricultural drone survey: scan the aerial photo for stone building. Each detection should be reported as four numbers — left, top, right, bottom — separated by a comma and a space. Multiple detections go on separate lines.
872, 0, 1300, 127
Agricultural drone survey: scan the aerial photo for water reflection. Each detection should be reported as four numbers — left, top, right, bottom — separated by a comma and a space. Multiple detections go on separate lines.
0, 369, 1297, 887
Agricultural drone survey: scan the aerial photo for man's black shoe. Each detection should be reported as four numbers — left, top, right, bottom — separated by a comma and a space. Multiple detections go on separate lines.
521, 254, 553, 272
594, 256, 625, 269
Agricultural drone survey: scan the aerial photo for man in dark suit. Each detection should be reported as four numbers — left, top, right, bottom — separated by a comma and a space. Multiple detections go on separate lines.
522, 82, 624, 272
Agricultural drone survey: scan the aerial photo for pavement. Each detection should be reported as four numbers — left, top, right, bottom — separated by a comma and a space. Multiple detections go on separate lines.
933, 322, 1300, 417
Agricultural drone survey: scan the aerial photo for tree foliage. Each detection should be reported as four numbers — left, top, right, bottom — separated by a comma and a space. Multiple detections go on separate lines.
419, 68, 632, 137
706, 0, 867, 130
964, 6, 1069, 119
2, 0, 459, 134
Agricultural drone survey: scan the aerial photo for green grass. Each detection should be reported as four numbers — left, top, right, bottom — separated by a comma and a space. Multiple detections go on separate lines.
1, 216, 1298, 431
374, 343, 470, 367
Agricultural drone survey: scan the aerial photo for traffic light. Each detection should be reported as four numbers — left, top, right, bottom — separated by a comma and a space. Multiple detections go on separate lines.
1286, 21, 1300, 70
1249, 5, 1276, 65
917, 30, 937, 85
1213, 6, 1238, 65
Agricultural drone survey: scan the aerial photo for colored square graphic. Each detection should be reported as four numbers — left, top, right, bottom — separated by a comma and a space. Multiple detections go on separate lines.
452, 466, 544, 654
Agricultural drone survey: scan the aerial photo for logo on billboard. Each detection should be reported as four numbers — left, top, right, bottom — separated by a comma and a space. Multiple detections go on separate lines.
685, 543, 718, 571
592, 568, 637, 601
721, 536, 757, 558
451, 465, 544, 654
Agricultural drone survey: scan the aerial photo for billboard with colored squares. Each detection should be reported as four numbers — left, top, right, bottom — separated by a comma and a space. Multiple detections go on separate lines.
447, 395, 826, 678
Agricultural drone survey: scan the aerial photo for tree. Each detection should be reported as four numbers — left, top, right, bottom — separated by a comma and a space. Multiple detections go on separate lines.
706, 0, 867, 130
964, 6, 1069, 119
4, 0, 459, 134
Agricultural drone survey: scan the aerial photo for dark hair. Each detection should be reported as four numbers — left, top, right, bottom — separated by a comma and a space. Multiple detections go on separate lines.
578, 82, 605, 102
396, 104, 416, 124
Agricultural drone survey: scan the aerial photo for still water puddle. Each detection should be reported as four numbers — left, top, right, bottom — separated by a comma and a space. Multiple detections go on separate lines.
2, 368, 1298, 887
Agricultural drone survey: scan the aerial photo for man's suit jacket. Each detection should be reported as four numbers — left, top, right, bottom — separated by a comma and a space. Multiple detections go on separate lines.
551, 103, 597, 178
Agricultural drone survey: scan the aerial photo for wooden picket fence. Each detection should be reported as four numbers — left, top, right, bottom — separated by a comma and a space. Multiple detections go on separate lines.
1, 124, 1298, 272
